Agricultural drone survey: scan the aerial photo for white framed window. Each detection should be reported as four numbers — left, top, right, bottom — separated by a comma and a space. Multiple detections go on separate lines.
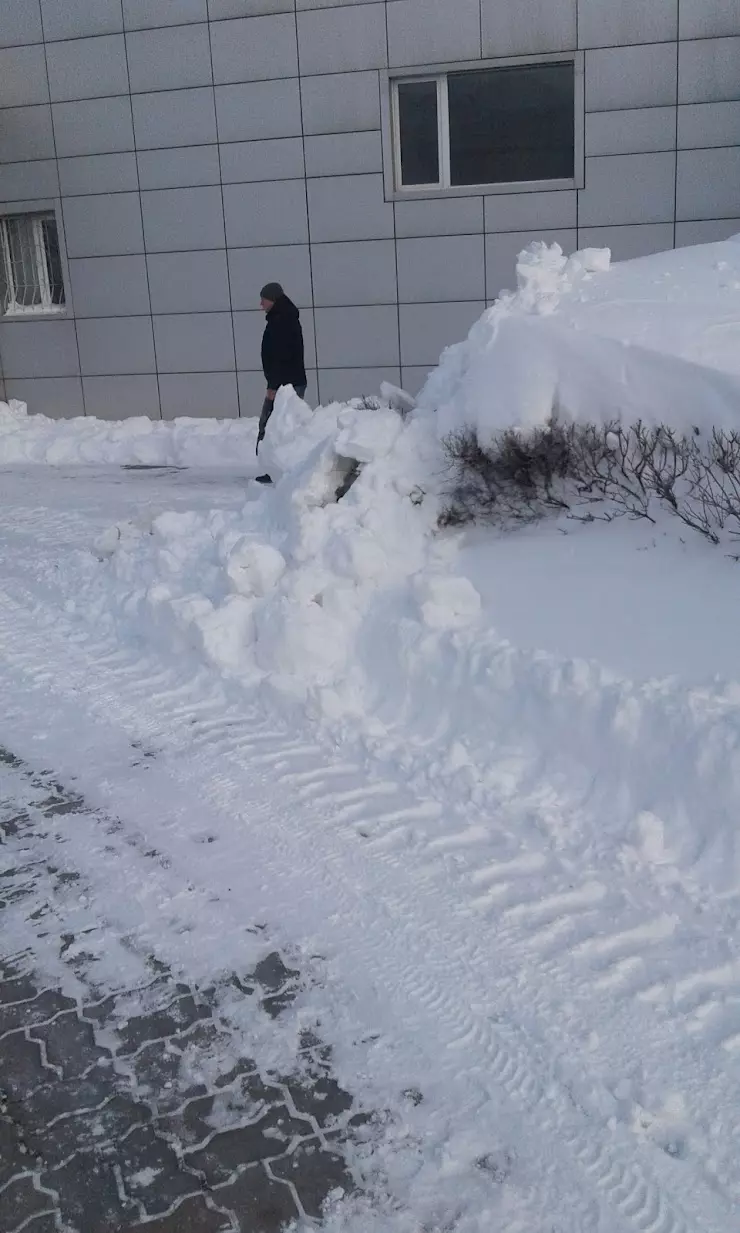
0, 212, 66, 316
386, 54, 583, 199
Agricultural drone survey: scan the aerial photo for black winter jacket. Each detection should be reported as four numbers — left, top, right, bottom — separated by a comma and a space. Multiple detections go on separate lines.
261, 296, 307, 391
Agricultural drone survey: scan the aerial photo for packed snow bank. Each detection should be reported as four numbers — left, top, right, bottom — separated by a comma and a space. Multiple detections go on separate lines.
0, 398, 259, 467
419, 235, 740, 442
80, 389, 444, 705
44, 238, 740, 901
461, 517, 740, 683
69, 401, 740, 898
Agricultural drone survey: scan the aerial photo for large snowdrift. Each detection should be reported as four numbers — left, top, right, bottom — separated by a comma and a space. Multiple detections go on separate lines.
7, 242, 740, 1233
418, 234, 740, 442
18, 236, 740, 900
0, 397, 259, 468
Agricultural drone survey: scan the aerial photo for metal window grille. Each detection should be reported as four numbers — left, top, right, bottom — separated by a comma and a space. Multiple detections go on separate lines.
0, 213, 66, 315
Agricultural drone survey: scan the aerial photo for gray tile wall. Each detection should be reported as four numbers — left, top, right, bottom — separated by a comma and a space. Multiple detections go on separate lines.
0, 0, 738, 415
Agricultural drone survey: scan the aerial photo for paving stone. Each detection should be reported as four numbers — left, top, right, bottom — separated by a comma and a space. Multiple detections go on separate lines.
0, 987, 76, 1035
211, 1162, 300, 1231
175, 1019, 222, 1051
128, 1037, 186, 1094
186, 1096, 310, 1180
22, 1062, 119, 1124
0, 1032, 49, 1096
25, 1092, 151, 1169
55, 869, 81, 886
16, 1215, 58, 1233
29, 1010, 110, 1079
261, 989, 298, 1019
156, 1092, 217, 1147
1, 755, 363, 1231
129, 1193, 233, 1232
37, 793, 85, 817
212, 1058, 257, 1091
185, 1113, 296, 1187
0, 1116, 33, 1186
287, 1073, 354, 1128
0, 955, 32, 983
0, 747, 24, 768
270, 1137, 351, 1219
116, 995, 210, 1056
0, 810, 31, 840
44, 1149, 141, 1232
81, 994, 118, 1025
119, 1123, 201, 1215
0, 971, 37, 1003
251, 953, 299, 994
298, 1029, 333, 1070
0, 1174, 55, 1231
203, 1086, 314, 1146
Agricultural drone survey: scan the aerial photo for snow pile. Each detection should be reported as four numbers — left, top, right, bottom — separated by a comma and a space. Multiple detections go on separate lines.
0, 397, 259, 467
56, 237, 740, 900
75, 478, 740, 898
78, 388, 450, 717
419, 234, 740, 442
7, 238, 740, 1233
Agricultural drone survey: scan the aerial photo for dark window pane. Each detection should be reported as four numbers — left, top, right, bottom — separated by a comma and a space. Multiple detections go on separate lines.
397, 79, 439, 186
448, 62, 575, 187
42, 217, 65, 306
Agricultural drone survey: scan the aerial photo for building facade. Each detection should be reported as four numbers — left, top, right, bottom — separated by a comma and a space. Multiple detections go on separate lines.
0, 0, 738, 420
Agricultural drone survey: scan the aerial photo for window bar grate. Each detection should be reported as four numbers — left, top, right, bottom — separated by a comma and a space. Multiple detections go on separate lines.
0, 214, 65, 315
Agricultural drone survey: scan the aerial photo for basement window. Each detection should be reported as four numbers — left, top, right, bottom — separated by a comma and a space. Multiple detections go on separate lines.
0, 212, 66, 315
389, 56, 581, 197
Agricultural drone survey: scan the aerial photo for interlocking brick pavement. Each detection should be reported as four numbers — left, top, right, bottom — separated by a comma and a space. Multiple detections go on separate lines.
0, 747, 365, 1231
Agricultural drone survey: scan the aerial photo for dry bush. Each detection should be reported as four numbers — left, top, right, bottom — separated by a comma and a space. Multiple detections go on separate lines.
439, 418, 740, 548
438, 423, 572, 527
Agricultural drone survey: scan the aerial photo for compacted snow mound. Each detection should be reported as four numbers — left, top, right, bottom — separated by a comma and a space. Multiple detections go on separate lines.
418, 235, 740, 443
37, 237, 740, 899
76, 425, 740, 896
0, 397, 259, 467
81, 388, 450, 711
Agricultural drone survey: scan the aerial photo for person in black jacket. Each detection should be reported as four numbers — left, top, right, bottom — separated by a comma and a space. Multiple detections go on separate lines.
255, 282, 307, 482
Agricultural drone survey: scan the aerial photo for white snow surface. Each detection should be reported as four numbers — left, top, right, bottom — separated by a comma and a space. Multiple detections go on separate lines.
2, 238, 740, 1230
418, 234, 740, 441
0, 396, 259, 467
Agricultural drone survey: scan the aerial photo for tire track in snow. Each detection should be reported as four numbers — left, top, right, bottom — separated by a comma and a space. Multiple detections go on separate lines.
2, 505, 740, 1217
7, 527, 740, 1100
0, 583, 736, 1232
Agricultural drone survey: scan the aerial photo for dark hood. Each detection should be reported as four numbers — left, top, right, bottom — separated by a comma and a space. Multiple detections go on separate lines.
267, 295, 300, 322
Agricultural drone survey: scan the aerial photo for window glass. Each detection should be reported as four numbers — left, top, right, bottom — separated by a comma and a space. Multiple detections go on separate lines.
42, 217, 65, 306
5, 217, 42, 308
397, 79, 439, 186
1, 214, 65, 313
447, 62, 574, 186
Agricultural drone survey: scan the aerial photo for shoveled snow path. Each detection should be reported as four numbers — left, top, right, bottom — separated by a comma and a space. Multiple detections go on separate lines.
1, 486, 739, 1230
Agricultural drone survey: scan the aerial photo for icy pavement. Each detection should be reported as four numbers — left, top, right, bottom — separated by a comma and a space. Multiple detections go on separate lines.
2, 466, 740, 1232
0, 748, 357, 1232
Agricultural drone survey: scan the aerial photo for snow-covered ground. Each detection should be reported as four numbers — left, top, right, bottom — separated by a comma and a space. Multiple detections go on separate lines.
0, 396, 259, 468
2, 236, 740, 1232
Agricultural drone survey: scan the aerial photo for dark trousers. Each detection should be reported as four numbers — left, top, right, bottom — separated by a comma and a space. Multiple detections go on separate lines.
257, 385, 306, 452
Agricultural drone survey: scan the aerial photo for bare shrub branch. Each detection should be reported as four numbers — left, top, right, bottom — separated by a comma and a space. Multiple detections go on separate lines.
439, 418, 740, 551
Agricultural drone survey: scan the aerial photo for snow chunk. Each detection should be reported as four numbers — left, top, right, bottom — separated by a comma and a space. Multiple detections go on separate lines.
418, 234, 740, 443
225, 539, 286, 598
335, 407, 402, 463
417, 574, 482, 630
